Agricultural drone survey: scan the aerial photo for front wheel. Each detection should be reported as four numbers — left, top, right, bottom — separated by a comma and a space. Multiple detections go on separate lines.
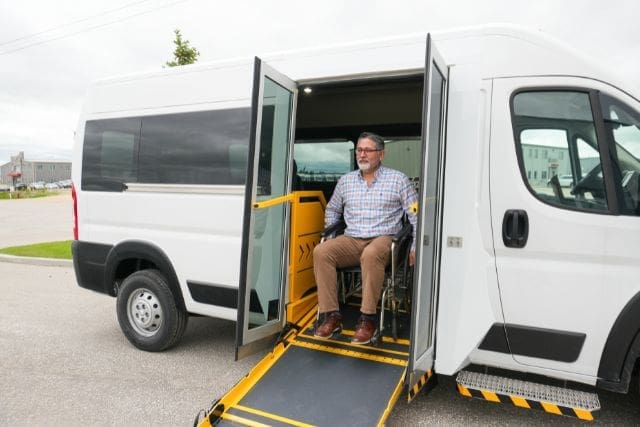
116, 269, 188, 351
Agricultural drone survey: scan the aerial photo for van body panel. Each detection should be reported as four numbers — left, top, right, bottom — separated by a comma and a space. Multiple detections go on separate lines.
434, 67, 503, 376
83, 190, 245, 317
490, 76, 640, 379
85, 60, 254, 115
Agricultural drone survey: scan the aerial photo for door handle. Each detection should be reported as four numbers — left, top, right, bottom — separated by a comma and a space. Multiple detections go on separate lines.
502, 209, 529, 248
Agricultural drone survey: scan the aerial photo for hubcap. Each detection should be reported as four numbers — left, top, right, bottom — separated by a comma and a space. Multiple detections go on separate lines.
127, 288, 163, 337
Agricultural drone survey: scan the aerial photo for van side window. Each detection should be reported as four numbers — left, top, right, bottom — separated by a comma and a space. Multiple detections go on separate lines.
82, 118, 141, 191
81, 108, 251, 191
139, 108, 251, 185
512, 91, 608, 212
600, 94, 640, 216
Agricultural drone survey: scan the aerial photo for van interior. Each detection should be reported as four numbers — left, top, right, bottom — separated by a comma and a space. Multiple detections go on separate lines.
291, 74, 425, 338
293, 74, 424, 202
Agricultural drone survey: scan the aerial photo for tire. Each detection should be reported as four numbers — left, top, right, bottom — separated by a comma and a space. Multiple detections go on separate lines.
116, 269, 188, 352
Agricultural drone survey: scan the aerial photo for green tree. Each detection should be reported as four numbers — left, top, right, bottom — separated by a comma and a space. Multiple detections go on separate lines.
165, 29, 200, 67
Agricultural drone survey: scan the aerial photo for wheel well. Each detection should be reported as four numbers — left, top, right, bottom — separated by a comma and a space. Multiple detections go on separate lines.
597, 291, 640, 393
114, 258, 158, 288
106, 241, 187, 311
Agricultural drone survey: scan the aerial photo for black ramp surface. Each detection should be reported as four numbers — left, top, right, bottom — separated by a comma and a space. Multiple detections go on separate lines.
238, 345, 405, 427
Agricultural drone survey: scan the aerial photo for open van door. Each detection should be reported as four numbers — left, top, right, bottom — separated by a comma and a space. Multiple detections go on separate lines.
236, 58, 298, 359
407, 34, 448, 394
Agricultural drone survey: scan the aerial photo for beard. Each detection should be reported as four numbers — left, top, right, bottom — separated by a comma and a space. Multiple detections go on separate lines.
357, 159, 372, 172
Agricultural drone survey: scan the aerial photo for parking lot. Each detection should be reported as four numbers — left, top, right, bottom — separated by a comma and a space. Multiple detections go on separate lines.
1, 196, 640, 425
0, 191, 72, 247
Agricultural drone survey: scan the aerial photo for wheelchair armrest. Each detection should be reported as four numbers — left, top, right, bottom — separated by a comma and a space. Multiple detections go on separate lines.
392, 221, 412, 244
321, 219, 346, 239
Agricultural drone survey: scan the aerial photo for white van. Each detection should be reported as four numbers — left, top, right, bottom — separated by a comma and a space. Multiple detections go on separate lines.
73, 25, 640, 422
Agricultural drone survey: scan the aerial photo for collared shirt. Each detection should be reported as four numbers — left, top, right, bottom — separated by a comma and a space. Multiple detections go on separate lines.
325, 165, 419, 249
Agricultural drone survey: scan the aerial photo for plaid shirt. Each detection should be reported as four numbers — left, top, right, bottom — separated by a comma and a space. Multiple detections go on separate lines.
326, 165, 418, 249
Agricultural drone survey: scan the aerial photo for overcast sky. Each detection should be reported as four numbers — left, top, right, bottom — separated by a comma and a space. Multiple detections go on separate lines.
1, 0, 639, 165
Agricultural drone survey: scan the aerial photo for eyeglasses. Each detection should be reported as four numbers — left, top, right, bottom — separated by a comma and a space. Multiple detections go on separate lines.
355, 148, 382, 154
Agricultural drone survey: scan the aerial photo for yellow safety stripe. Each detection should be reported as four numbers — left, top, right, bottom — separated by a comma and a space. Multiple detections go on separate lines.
510, 396, 530, 408
457, 384, 472, 397
573, 408, 594, 421
377, 369, 407, 427
407, 370, 433, 402
540, 402, 563, 415
340, 329, 411, 346
291, 340, 407, 367
296, 308, 319, 330
232, 404, 314, 427
481, 390, 501, 403
298, 333, 410, 357
221, 412, 269, 427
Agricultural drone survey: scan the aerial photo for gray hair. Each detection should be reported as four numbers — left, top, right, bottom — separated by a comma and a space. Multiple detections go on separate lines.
358, 132, 385, 151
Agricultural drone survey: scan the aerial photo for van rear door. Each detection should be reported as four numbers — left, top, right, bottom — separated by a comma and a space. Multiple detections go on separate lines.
236, 58, 298, 359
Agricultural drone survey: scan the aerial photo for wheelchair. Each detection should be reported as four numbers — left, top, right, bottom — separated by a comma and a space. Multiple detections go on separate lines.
319, 217, 413, 342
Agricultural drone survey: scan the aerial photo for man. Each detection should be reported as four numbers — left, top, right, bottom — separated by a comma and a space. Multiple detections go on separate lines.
313, 132, 418, 344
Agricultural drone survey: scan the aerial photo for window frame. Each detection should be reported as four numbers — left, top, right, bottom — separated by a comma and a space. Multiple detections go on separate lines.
509, 86, 622, 215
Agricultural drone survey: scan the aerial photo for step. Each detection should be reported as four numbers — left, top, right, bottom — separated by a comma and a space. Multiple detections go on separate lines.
456, 370, 600, 421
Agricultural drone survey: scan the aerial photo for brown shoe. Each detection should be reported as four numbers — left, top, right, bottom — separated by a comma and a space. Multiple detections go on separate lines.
314, 312, 342, 339
351, 315, 377, 345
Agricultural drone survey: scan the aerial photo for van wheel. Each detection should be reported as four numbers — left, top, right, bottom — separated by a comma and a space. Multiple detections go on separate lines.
116, 269, 188, 351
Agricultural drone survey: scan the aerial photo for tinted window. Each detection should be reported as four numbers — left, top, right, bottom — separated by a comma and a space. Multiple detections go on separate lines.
138, 109, 250, 185
81, 108, 251, 191
512, 91, 608, 212
82, 118, 140, 191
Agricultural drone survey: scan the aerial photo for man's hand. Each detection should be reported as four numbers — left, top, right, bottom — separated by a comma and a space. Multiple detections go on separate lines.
409, 250, 416, 267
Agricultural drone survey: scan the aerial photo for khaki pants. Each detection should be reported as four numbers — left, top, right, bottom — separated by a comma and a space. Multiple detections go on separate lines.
313, 235, 393, 315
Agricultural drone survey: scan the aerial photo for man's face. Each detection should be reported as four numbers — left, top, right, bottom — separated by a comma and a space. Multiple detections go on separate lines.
356, 137, 384, 173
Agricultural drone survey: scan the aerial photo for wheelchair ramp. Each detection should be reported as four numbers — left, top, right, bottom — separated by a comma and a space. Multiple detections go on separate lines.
200, 309, 410, 427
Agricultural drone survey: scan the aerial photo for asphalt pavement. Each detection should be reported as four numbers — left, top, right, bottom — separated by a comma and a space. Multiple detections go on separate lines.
0, 191, 73, 247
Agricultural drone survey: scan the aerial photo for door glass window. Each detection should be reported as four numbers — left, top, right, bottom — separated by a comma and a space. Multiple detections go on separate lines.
600, 94, 640, 216
414, 64, 444, 361
246, 77, 293, 328
512, 91, 608, 212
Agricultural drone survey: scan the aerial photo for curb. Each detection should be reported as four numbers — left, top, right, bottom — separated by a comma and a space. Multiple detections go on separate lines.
0, 253, 72, 268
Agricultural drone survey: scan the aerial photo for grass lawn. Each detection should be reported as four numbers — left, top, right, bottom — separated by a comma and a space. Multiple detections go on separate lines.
0, 240, 72, 259
0, 190, 54, 200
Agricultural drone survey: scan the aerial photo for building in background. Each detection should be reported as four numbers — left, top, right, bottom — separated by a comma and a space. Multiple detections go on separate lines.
1, 152, 71, 187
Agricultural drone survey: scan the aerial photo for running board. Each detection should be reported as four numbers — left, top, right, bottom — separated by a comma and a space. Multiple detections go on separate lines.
456, 370, 600, 421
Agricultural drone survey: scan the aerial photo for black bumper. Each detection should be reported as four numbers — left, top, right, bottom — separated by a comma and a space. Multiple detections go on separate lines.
72, 240, 115, 296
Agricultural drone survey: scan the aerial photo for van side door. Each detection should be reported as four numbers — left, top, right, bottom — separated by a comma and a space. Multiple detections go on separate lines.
236, 59, 298, 359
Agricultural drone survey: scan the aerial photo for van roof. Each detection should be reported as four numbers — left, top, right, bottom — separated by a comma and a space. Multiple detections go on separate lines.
84, 24, 637, 117
93, 24, 627, 88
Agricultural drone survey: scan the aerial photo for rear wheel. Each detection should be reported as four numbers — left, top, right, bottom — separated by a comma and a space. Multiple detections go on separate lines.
116, 269, 188, 351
